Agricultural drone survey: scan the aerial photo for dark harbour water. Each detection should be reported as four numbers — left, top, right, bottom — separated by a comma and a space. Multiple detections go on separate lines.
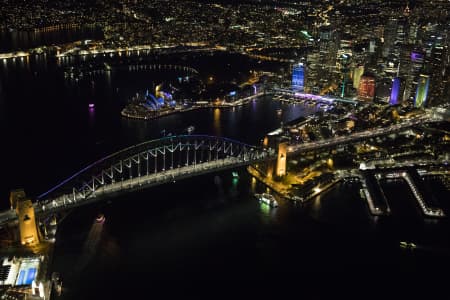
50, 174, 450, 297
1, 35, 449, 296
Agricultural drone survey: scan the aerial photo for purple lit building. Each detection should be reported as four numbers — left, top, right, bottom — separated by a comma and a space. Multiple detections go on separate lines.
389, 77, 404, 105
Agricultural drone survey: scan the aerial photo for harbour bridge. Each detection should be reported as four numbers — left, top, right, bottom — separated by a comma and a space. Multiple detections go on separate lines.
35, 135, 273, 215
1, 110, 446, 245
1, 135, 276, 227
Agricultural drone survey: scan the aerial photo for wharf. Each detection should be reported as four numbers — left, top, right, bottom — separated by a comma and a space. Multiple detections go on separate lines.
247, 165, 340, 204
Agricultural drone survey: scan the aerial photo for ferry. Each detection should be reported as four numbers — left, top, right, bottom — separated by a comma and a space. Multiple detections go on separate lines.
51, 272, 63, 296
255, 193, 278, 208
187, 125, 195, 134
96, 213, 105, 223
400, 241, 416, 250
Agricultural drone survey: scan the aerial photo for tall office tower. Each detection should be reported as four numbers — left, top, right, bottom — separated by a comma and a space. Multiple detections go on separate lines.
395, 20, 408, 48
408, 21, 419, 44
353, 65, 365, 89
352, 47, 369, 67
317, 29, 330, 66
319, 25, 338, 70
409, 50, 426, 102
403, 2, 411, 17
397, 3, 412, 42
394, 18, 413, 58
369, 40, 376, 53
398, 45, 424, 102
421, 24, 445, 56
398, 45, 411, 78
384, 55, 400, 77
383, 18, 398, 58
306, 51, 321, 94
326, 40, 339, 69
444, 66, 450, 102
358, 75, 376, 101
414, 74, 430, 108
336, 51, 352, 97
292, 63, 305, 91
427, 45, 448, 105
319, 26, 333, 41
389, 77, 405, 105
383, 4, 414, 58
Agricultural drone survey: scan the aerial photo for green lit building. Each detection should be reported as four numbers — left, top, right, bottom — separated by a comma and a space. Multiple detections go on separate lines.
414, 74, 430, 108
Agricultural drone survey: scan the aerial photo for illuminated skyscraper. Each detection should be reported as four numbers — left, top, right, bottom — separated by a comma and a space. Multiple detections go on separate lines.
414, 74, 430, 108
383, 18, 398, 57
358, 75, 376, 101
353, 65, 364, 89
399, 47, 425, 102
337, 51, 352, 97
306, 51, 321, 94
427, 46, 447, 105
292, 63, 305, 91
389, 77, 405, 105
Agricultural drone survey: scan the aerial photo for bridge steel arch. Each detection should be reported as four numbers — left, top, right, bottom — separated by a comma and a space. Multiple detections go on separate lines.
35, 135, 275, 215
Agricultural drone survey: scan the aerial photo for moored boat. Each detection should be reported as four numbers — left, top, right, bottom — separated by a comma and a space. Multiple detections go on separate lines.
96, 213, 105, 223
255, 193, 278, 208
187, 125, 195, 134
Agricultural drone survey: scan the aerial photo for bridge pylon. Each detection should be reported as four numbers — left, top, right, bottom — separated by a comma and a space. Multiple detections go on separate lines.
9, 189, 40, 246
276, 142, 287, 177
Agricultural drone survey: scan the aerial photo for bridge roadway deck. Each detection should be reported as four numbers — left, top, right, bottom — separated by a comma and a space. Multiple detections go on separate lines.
0, 113, 445, 225
0, 156, 272, 225
36, 157, 256, 215
288, 115, 436, 154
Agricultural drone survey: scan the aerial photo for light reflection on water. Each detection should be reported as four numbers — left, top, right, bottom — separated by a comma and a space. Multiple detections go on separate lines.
213, 107, 221, 136
75, 219, 104, 273
250, 176, 257, 193
88, 106, 95, 128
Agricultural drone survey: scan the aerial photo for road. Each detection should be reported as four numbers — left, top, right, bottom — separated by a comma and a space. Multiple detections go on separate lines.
0, 154, 273, 226
288, 114, 440, 155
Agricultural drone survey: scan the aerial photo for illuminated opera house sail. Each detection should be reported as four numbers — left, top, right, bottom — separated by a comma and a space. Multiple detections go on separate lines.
143, 84, 176, 110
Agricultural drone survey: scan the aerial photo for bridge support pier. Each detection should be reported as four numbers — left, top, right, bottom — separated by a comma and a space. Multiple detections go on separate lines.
10, 189, 40, 246
276, 142, 287, 177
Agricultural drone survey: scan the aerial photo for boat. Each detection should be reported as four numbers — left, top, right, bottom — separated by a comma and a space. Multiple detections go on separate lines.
276, 108, 282, 115
291, 195, 304, 202
88, 103, 95, 108
95, 213, 105, 223
56, 281, 62, 296
187, 125, 195, 134
232, 171, 239, 178
255, 193, 278, 208
50, 272, 63, 295
399, 241, 416, 250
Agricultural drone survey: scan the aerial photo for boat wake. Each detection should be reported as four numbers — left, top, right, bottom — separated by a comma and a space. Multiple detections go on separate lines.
75, 214, 105, 273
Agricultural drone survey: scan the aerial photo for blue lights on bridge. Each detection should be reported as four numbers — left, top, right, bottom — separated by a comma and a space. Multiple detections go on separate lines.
35, 135, 273, 211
